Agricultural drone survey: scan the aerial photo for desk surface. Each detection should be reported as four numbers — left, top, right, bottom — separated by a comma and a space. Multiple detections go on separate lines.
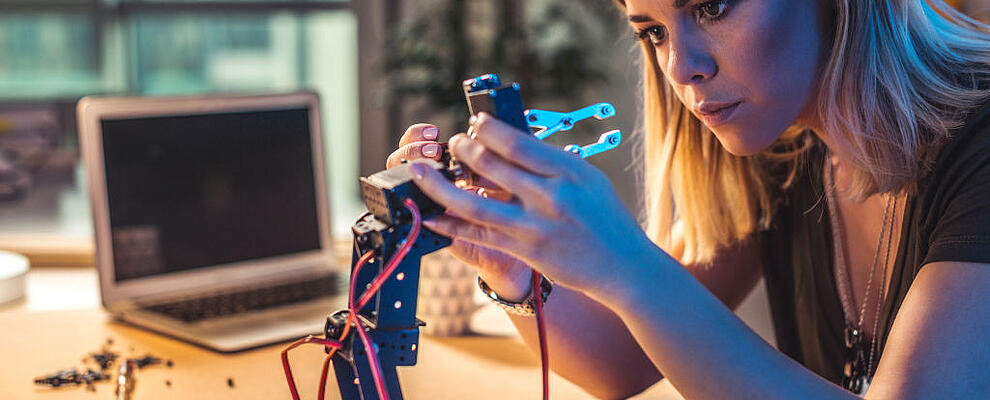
0, 267, 684, 399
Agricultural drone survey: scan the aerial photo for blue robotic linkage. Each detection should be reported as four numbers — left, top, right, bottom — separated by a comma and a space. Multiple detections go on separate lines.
326, 73, 621, 400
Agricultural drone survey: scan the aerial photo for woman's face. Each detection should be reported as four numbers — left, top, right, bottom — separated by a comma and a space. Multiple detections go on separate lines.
625, 0, 825, 155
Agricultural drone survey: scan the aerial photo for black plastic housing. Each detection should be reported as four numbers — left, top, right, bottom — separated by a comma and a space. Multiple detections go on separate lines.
358, 159, 451, 226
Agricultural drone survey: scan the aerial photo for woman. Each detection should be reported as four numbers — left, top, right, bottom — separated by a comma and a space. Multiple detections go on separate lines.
387, 0, 990, 398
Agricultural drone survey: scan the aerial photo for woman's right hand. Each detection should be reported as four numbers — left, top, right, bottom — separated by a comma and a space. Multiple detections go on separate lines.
387, 123, 533, 301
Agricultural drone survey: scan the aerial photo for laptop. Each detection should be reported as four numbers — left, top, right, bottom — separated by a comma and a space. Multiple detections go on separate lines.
77, 92, 345, 352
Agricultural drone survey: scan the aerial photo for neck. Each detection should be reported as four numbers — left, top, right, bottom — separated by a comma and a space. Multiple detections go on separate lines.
796, 109, 860, 197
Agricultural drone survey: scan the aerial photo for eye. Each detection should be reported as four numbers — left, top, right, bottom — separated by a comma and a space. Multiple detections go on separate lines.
696, 0, 730, 21
636, 26, 668, 46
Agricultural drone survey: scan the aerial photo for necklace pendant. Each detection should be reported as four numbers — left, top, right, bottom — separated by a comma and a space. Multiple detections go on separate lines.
844, 374, 869, 395
842, 361, 866, 393
842, 328, 867, 394
844, 326, 863, 348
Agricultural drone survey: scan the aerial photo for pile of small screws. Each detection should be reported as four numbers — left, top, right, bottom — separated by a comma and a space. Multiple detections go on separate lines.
33, 337, 237, 392
33, 338, 172, 391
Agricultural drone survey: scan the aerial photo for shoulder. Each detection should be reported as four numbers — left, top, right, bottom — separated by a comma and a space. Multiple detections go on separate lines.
926, 100, 990, 183
916, 99, 990, 265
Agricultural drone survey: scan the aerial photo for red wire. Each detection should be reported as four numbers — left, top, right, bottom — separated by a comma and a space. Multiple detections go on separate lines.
532, 270, 550, 400
354, 199, 422, 312
283, 251, 374, 400
350, 251, 378, 310
348, 198, 422, 400
281, 336, 343, 400
289, 199, 504, 400
311, 199, 422, 400
355, 314, 390, 399
317, 353, 333, 400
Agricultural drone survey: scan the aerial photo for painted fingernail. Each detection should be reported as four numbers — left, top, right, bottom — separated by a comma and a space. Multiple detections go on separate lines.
423, 127, 439, 140
422, 143, 440, 158
410, 163, 425, 180
469, 115, 477, 126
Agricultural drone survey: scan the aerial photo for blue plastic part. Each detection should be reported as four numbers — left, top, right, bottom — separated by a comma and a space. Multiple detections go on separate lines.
526, 102, 616, 140
564, 129, 622, 159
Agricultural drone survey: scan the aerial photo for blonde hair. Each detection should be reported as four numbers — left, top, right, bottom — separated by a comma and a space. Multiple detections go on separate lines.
616, 0, 990, 265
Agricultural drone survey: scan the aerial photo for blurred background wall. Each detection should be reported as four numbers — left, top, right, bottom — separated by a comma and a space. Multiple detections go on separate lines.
2, 0, 987, 239
0, 0, 650, 242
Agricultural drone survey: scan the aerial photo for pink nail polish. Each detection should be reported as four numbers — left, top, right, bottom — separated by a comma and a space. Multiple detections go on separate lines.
422, 143, 440, 157
423, 127, 439, 140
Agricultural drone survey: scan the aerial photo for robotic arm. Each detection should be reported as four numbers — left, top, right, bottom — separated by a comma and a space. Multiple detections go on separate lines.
282, 73, 622, 400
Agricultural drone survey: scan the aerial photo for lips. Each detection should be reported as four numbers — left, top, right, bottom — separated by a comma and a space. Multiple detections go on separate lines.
694, 101, 741, 127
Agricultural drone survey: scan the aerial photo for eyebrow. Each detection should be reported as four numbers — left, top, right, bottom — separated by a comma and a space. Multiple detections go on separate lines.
628, 0, 690, 22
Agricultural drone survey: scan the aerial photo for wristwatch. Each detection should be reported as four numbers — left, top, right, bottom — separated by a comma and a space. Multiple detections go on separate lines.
477, 274, 553, 316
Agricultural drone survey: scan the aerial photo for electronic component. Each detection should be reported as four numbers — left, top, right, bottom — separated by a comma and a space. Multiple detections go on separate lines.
359, 160, 452, 226
462, 74, 531, 133
89, 347, 118, 370
34, 345, 165, 393
115, 360, 136, 400
34, 369, 110, 389
281, 73, 623, 400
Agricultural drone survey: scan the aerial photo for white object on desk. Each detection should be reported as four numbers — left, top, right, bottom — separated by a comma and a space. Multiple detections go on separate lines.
0, 250, 28, 305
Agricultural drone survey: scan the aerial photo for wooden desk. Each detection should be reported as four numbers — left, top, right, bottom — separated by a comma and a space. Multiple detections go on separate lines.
0, 268, 684, 399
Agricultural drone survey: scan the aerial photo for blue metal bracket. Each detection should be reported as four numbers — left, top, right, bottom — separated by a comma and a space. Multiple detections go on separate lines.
525, 102, 616, 140
564, 129, 622, 159
525, 102, 621, 159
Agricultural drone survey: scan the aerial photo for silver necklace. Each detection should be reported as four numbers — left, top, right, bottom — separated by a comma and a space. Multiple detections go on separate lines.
824, 156, 897, 394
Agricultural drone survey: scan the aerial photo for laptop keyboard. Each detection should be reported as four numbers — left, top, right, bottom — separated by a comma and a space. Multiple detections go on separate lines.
145, 274, 338, 323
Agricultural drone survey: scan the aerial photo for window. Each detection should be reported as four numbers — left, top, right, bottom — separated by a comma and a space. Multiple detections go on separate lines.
0, 11, 100, 98
0, 0, 361, 235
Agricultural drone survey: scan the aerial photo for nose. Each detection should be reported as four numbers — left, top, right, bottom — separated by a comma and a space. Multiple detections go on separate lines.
664, 31, 717, 86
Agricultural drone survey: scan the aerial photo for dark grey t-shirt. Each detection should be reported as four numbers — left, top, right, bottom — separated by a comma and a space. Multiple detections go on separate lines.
759, 101, 990, 385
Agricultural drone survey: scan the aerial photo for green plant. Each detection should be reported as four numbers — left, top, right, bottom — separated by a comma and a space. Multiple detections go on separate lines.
385, 0, 615, 130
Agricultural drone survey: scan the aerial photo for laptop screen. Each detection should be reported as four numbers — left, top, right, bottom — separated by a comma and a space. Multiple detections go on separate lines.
100, 108, 322, 282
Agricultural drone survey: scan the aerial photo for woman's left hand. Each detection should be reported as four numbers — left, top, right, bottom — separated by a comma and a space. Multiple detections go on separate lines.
409, 112, 661, 297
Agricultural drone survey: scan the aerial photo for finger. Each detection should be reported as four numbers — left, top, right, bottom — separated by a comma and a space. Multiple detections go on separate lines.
473, 176, 503, 190
422, 215, 519, 253
399, 124, 441, 147
386, 142, 444, 168
470, 113, 579, 177
449, 133, 545, 198
410, 161, 522, 229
